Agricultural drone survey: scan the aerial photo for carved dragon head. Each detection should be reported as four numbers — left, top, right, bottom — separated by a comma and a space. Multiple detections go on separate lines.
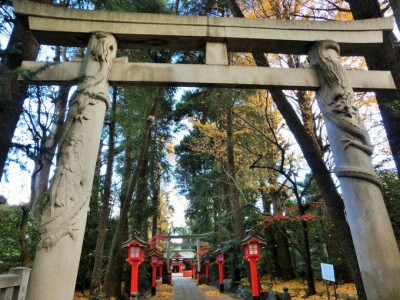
90, 32, 117, 63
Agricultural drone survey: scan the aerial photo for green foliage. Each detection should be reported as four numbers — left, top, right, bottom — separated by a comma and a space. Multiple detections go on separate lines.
379, 169, 400, 244
177, 0, 227, 16
0, 205, 39, 272
92, 0, 170, 13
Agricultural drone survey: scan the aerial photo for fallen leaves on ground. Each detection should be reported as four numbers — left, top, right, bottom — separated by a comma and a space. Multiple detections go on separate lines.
158, 291, 174, 298
197, 284, 209, 289
73, 290, 89, 300
205, 290, 221, 296
158, 284, 173, 290
267, 279, 357, 299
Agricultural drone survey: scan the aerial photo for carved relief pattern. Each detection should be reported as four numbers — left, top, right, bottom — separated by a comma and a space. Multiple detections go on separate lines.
38, 32, 117, 250
309, 40, 381, 188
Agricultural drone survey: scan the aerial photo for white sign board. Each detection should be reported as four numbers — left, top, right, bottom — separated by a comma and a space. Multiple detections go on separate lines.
321, 263, 335, 282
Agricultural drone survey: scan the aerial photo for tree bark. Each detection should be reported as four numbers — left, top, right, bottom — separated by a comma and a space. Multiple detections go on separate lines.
103, 89, 163, 298
0, 0, 52, 180
298, 204, 316, 295
151, 167, 162, 235
19, 82, 68, 266
226, 107, 245, 239
131, 156, 150, 237
269, 190, 295, 280
226, 1, 366, 299
30, 84, 69, 218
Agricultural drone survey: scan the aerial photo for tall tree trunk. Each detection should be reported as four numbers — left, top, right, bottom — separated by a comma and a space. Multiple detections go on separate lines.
104, 142, 133, 299
346, 0, 400, 177
19, 68, 68, 265
151, 168, 161, 235
103, 89, 163, 298
19, 87, 68, 261
269, 190, 295, 280
90, 86, 117, 295
0, 0, 52, 180
132, 157, 150, 237
18, 205, 31, 267
297, 203, 316, 295
31, 88, 69, 217
226, 2, 366, 299
226, 107, 245, 239
30, 47, 69, 217
214, 186, 225, 243
225, 106, 248, 284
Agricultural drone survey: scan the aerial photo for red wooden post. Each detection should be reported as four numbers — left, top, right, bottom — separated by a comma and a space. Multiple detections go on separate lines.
152, 261, 157, 294
249, 258, 260, 298
130, 260, 140, 297
150, 255, 158, 296
204, 259, 210, 284
218, 261, 224, 289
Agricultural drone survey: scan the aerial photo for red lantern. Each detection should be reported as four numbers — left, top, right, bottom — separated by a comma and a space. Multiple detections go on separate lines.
122, 236, 149, 300
213, 248, 225, 293
240, 235, 267, 300
147, 250, 163, 296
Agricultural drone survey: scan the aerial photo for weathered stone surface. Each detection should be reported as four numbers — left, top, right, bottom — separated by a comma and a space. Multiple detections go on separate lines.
309, 40, 400, 300
242, 287, 253, 300
26, 32, 117, 300
206, 42, 228, 65
21, 61, 396, 91
223, 279, 233, 291
0, 274, 20, 288
14, 0, 393, 55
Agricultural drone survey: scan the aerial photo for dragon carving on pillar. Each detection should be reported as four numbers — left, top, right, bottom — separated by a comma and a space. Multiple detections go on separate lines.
309, 40, 381, 188
38, 32, 117, 250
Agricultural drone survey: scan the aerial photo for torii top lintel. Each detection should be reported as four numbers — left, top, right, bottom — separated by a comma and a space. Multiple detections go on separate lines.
14, 0, 393, 56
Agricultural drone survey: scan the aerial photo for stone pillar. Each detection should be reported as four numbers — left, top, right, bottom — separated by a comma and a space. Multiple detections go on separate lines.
26, 32, 117, 300
309, 40, 400, 299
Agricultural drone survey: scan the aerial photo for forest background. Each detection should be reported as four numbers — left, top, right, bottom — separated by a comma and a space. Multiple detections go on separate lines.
0, 0, 400, 299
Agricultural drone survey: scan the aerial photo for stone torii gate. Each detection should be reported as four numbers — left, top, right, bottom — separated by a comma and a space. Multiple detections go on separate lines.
12, 1, 400, 299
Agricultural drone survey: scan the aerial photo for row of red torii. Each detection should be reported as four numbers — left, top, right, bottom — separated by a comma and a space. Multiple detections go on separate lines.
12, 1, 400, 299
